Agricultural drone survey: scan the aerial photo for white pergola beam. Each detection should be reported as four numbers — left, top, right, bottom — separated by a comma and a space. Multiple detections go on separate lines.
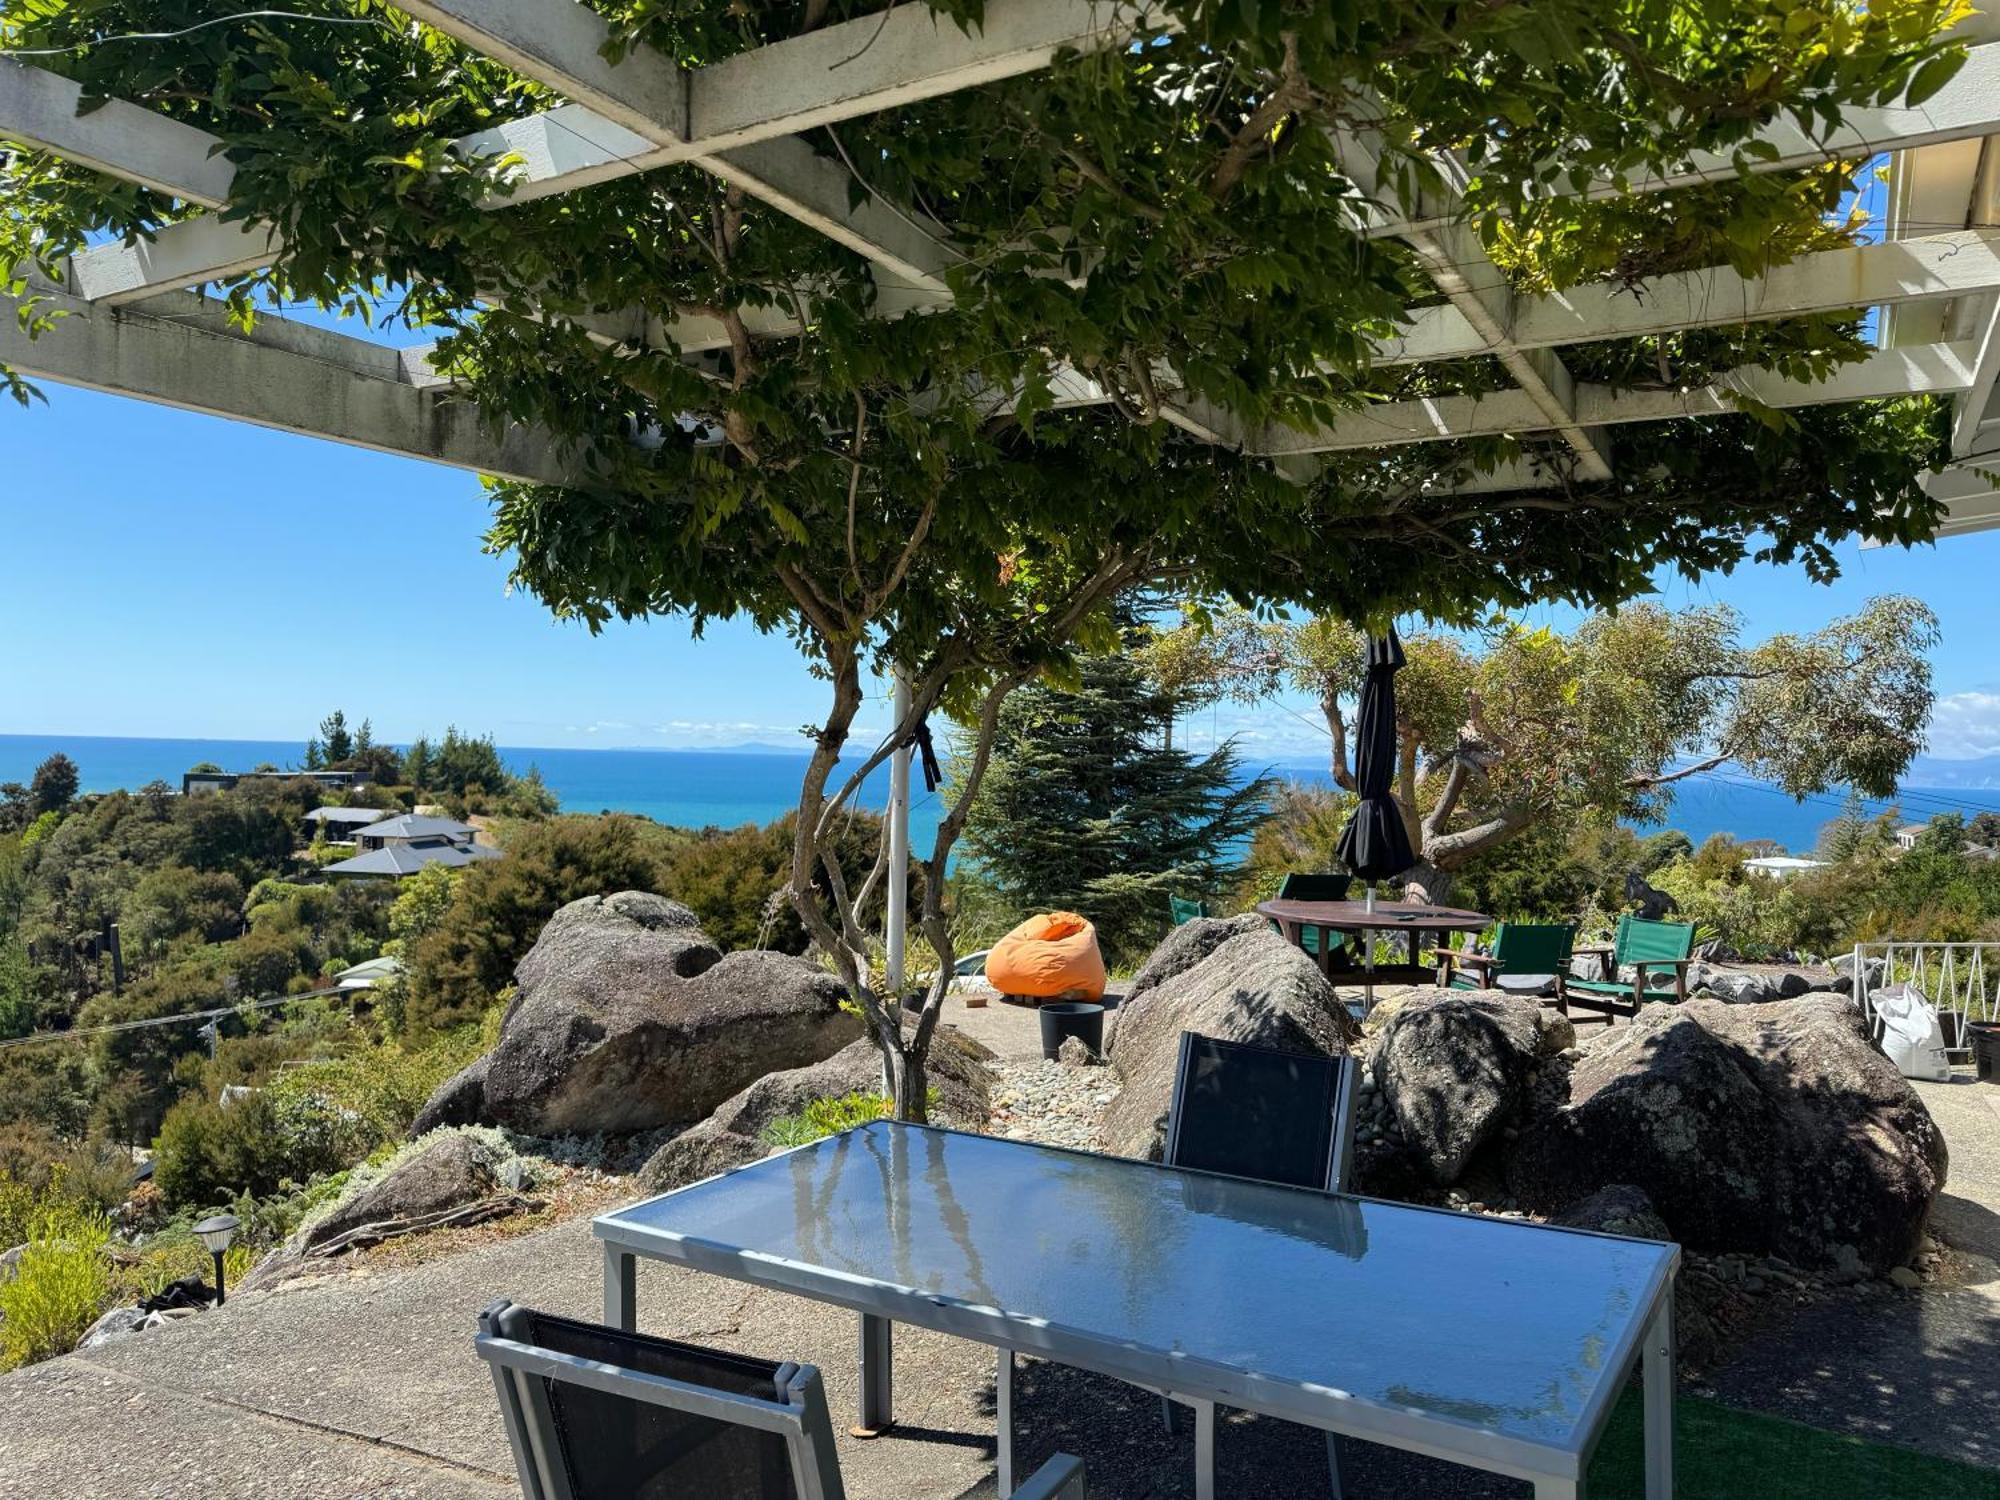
396, 0, 688, 146
1254, 341, 1978, 456
1513, 228, 2000, 351
67, 218, 280, 306
0, 57, 236, 207
1373, 40, 2000, 237
1950, 298, 2000, 459
696, 135, 956, 292
693, 0, 1159, 151
3, 281, 581, 484
1400, 220, 1614, 480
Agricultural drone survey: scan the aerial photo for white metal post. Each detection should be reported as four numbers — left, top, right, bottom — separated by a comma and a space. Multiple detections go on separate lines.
886, 671, 912, 995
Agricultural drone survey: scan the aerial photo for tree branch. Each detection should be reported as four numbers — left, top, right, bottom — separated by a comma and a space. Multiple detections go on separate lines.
1207, 33, 1305, 201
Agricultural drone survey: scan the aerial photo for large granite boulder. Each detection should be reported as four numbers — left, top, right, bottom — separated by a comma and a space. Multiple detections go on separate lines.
1123, 914, 1268, 1007
303, 1130, 508, 1252
1507, 996, 1947, 1275
1102, 927, 1358, 1160
1370, 990, 1570, 1184
433, 892, 862, 1136
1832, 952, 1886, 992
1552, 1183, 1672, 1242
410, 1054, 489, 1137
639, 1033, 995, 1191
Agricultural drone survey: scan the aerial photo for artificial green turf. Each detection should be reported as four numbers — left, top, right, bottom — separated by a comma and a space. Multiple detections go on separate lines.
1586, 1391, 2000, 1498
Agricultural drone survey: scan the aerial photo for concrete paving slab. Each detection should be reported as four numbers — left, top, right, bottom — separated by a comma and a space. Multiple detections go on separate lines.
2, 1355, 508, 1500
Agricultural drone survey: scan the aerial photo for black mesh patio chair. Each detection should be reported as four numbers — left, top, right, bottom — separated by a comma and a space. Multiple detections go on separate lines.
1167, 1033, 1358, 1496
998, 1033, 1359, 1500
1163, 1031, 1361, 1193
477, 1301, 1087, 1500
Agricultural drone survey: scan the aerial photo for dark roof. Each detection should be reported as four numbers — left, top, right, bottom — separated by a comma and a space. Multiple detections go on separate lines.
305, 806, 390, 825
324, 841, 497, 878
358, 813, 477, 841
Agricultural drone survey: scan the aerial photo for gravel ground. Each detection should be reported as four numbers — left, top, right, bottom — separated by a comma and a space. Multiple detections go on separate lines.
985, 1057, 1118, 1150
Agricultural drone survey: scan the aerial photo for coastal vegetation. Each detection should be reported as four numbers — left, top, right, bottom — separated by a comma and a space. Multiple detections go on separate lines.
0, 722, 917, 1367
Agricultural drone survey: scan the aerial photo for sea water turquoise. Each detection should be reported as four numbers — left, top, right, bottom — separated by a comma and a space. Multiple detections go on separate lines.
5, 732, 2000, 855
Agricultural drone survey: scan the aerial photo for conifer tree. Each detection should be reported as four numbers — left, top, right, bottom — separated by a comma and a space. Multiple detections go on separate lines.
961, 645, 1268, 964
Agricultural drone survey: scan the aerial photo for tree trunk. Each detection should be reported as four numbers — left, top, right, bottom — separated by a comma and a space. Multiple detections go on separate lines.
1401, 858, 1456, 906
891, 1042, 929, 1123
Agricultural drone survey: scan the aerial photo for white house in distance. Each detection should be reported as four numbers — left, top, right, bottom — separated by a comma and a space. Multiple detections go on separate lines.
322, 812, 502, 879
1743, 855, 1828, 880
1895, 823, 1930, 852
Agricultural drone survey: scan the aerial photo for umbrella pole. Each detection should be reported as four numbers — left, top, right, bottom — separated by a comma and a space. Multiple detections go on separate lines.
1364, 883, 1377, 1014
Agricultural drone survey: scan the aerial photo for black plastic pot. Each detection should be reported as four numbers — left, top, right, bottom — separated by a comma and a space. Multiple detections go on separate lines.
1039, 1002, 1105, 1061
1970, 1021, 2000, 1083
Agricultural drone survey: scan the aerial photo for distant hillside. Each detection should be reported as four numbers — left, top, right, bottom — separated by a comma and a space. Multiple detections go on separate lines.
1902, 756, 2000, 791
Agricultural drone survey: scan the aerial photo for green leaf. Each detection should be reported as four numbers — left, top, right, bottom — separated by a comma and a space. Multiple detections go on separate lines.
1903, 50, 1967, 108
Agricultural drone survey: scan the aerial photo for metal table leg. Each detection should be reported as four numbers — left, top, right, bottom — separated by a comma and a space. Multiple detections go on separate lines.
1325, 1432, 1345, 1500
854, 1312, 895, 1437
602, 1244, 635, 1331
1643, 1288, 1676, 1499
1534, 1481, 1584, 1499
996, 1348, 1016, 1496
1193, 1399, 1216, 1500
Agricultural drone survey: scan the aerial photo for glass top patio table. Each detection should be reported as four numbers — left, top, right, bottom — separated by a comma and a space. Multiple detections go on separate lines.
595, 1121, 1677, 1475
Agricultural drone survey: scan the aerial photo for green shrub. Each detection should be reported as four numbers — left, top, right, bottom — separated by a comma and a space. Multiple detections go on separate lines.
0, 1198, 112, 1369
0, 1129, 133, 1217
266, 1021, 490, 1154
760, 1091, 892, 1149
152, 1088, 346, 1210
661, 812, 886, 954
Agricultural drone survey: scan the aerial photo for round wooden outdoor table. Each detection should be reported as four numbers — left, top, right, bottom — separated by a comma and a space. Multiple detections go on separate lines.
1255, 897, 1491, 1010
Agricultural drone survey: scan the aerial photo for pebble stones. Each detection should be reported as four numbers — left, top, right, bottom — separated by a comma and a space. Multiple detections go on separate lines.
986, 1059, 1116, 1151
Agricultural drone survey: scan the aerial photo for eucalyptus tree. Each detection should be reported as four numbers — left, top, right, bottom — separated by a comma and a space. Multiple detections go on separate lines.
0, 0, 1971, 1112
1152, 597, 1940, 902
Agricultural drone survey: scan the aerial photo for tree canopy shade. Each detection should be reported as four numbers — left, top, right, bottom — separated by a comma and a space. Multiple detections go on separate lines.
0, 0, 1982, 1110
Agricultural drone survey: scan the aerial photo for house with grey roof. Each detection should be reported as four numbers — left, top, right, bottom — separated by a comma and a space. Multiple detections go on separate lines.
304, 805, 391, 843
353, 813, 479, 850
324, 838, 502, 879
323, 811, 500, 879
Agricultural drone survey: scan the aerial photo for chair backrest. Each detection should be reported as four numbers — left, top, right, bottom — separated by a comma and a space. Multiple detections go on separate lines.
1276, 872, 1352, 904
476, 1301, 846, 1500
1490, 922, 1576, 974
1613, 913, 1697, 965
1163, 1032, 1361, 1193
1169, 895, 1209, 926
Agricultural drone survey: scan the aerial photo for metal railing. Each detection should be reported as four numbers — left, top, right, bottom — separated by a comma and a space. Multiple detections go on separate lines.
1850, 941, 2000, 1057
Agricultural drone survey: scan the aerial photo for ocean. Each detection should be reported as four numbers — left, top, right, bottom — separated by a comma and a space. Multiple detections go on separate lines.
6, 733, 2000, 856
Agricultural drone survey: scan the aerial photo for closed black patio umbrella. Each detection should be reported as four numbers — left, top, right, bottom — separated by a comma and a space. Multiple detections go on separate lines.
1335, 628, 1415, 909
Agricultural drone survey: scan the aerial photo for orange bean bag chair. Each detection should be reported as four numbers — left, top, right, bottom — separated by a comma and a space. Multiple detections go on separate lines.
986, 912, 1107, 1002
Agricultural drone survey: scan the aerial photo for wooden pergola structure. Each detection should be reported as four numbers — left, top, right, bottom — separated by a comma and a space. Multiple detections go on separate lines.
5, 1, 2000, 527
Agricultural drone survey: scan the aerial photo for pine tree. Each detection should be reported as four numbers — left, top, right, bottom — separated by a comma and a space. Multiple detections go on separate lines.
317, 710, 354, 765
27, 754, 78, 817
960, 646, 1269, 964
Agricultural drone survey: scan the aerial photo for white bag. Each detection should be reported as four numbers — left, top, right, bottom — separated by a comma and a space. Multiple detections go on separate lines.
1869, 984, 1952, 1082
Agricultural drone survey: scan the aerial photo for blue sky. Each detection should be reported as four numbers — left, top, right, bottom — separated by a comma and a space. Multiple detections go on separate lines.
9, 377, 2000, 763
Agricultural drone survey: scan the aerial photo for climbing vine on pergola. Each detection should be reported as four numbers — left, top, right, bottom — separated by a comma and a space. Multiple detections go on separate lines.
2, 0, 1994, 1112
